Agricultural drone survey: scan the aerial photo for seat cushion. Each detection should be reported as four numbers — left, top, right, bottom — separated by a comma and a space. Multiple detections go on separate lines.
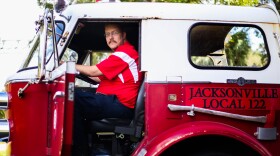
89, 118, 132, 132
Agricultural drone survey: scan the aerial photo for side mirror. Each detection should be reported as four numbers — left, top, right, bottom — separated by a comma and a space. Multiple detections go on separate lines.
38, 9, 49, 81
38, 9, 59, 81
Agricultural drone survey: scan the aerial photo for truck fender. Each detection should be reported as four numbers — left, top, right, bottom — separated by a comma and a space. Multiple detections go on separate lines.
136, 121, 271, 156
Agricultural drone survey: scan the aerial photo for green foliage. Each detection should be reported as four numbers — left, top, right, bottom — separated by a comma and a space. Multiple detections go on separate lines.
91, 52, 112, 65
122, 0, 202, 3
37, 0, 54, 9
0, 110, 5, 119
191, 56, 214, 66
274, 0, 280, 13
74, 0, 280, 12
216, 0, 259, 6
36, 0, 280, 12
225, 29, 250, 66
76, 0, 96, 3
258, 43, 268, 65
113, 0, 260, 5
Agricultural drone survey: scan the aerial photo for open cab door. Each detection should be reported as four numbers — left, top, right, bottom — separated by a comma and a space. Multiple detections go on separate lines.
4, 7, 75, 156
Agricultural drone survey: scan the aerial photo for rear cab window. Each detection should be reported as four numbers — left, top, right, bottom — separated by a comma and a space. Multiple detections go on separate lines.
189, 23, 269, 70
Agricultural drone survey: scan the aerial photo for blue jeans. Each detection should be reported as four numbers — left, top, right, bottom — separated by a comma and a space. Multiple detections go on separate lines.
72, 89, 134, 156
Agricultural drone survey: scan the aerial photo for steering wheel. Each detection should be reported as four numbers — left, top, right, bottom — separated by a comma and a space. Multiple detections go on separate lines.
75, 73, 99, 85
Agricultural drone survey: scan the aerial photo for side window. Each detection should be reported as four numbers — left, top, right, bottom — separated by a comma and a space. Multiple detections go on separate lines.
61, 48, 78, 62
55, 22, 64, 41
21, 36, 40, 69
189, 24, 268, 69
90, 52, 111, 65
21, 22, 65, 69
46, 22, 65, 64
66, 50, 112, 88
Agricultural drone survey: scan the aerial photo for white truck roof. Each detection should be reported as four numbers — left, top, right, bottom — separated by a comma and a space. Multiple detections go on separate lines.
62, 2, 279, 23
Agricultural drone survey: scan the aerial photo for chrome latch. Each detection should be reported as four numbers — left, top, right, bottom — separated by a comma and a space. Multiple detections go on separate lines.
254, 127, 278, 140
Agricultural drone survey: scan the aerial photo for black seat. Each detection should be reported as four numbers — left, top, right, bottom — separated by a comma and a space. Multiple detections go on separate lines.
114, 80, 145, 138
88, 80, 145, 154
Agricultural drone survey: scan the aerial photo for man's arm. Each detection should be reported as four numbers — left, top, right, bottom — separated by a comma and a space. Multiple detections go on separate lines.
89, 77, 101, 82
76, 64, 103, 77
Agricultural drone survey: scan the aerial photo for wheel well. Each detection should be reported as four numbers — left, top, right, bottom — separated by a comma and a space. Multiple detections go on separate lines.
160, 135, 261, 156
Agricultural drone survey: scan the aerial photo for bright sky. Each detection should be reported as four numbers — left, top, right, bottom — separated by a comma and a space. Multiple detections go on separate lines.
0, 1, 42, 40
0, 1, 43, 90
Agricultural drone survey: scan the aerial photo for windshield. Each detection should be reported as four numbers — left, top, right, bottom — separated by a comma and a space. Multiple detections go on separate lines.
20, 21, 65, 70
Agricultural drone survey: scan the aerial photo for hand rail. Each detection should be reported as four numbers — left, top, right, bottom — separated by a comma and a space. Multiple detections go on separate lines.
168, 104, 267, 123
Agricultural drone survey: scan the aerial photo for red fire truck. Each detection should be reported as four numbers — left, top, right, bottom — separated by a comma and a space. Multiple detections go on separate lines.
1, 0, 280, 155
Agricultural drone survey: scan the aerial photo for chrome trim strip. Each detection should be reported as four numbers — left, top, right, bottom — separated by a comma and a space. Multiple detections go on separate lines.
146, 81, 212, 84
168, 104, 267, 123
53, 91, 65, 100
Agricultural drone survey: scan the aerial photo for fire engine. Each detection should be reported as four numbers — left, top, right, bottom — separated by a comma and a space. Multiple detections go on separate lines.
0, 0, 280, 155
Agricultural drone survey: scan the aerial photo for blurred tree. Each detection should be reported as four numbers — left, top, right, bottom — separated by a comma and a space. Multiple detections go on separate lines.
224, 28, 250, 66
36, 0, 277, 6
274, 0, 280, 13
0, 110, 5, 119
37, 0, 54, 9
75, 0, 96, 2
36, 0, 280, 14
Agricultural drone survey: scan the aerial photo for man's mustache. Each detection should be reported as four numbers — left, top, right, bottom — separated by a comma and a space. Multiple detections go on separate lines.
109, 40, 116, 44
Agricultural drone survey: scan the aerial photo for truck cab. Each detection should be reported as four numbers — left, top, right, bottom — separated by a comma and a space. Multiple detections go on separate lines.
2, 1, 280, 155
